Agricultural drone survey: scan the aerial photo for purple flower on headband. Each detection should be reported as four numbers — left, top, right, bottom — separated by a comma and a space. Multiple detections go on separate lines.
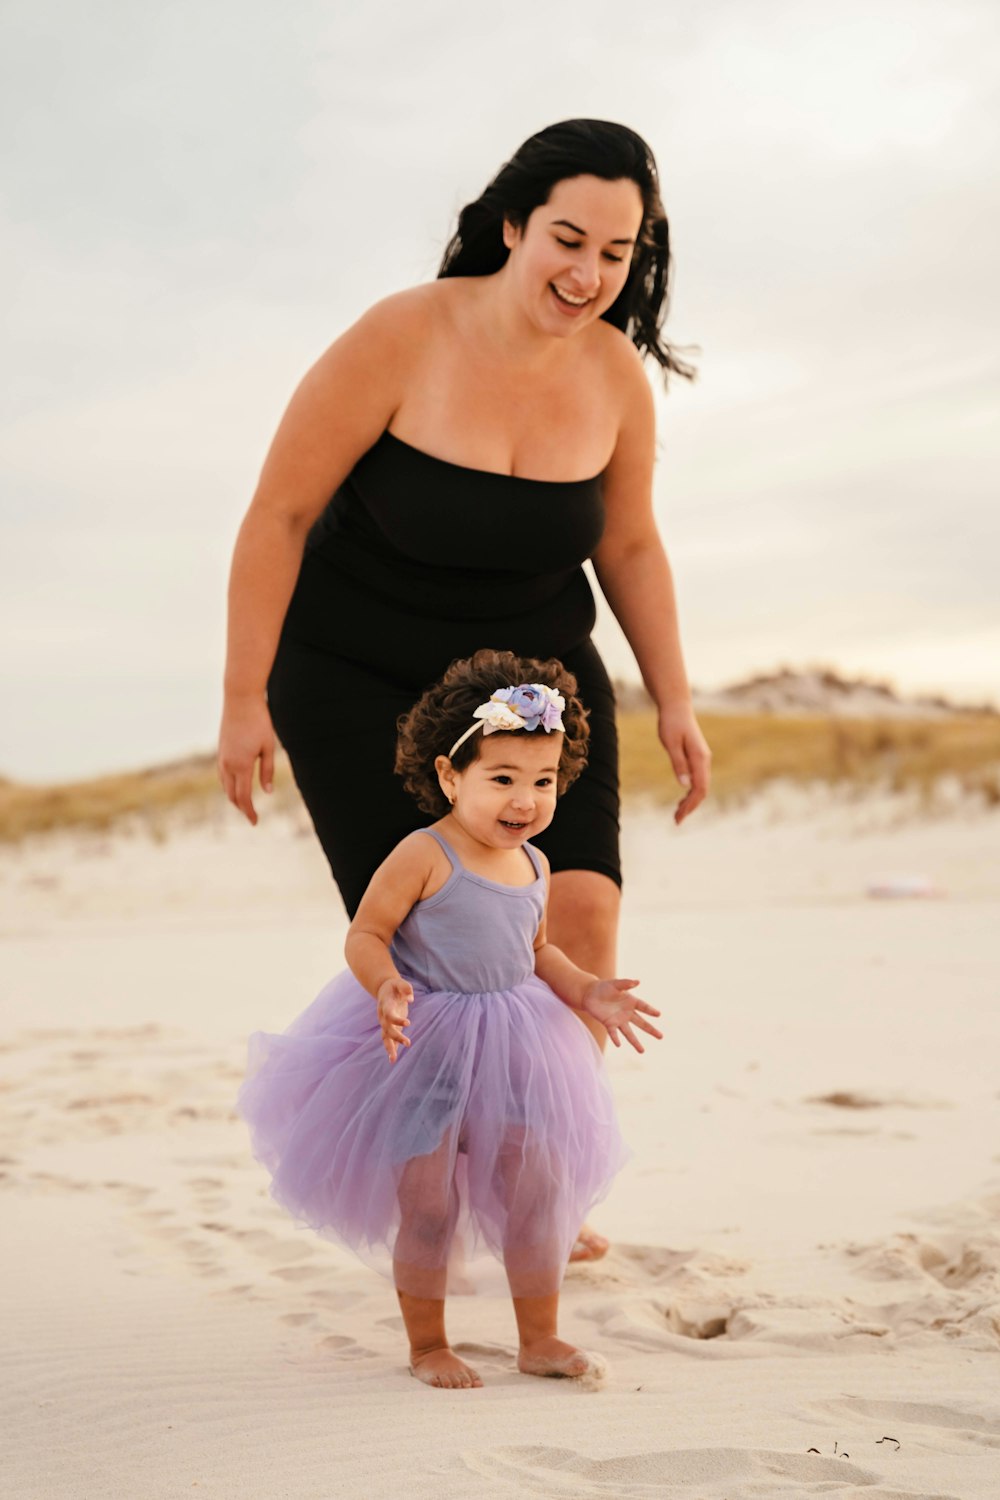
490, 683, 565, 733
457, 682, 567, 752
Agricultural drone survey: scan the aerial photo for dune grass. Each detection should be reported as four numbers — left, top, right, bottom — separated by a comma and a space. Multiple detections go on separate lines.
1, 712, 999, 844
0, 754, 229, 844
0, 753, 296, 844
618, 711, 1000, 809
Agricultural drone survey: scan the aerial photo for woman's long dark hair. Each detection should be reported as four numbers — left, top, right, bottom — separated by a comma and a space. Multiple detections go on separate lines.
437, 118, 697, 386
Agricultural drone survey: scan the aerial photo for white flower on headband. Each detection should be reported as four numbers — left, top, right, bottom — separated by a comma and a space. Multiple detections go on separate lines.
448, 682, 566, 759
473, 701, 525, 733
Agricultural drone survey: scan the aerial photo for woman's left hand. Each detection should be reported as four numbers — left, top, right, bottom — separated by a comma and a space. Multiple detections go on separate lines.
582, 979, 663, 1053
658, 701, 712, 826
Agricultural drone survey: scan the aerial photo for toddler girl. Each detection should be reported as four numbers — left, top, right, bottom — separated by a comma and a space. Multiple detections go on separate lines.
237, 648, 662, 1388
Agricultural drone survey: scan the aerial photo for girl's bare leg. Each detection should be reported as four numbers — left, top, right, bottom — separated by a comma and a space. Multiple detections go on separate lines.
512, 1292, 592, 1377
547, 869, 619, 1262
396, 1290, 482, 1389
496, 1134, 593, 1378
393, 1135, 482, 1388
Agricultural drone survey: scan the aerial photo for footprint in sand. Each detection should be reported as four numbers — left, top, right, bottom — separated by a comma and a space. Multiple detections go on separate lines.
26, 1170, 91, 1194
102, 1180, 154, 1206
806, 1088, 953, 1111
128, 1205, 229, 1276
585, 1285, 897, 1353
577, 1296, 736, 1353
819, 1396, 1000, 1453
662, 1303, 731, 1340
270, 1264, 324, 1283
841, 1233, 1000, 1349
218, 1284, 260, 1300
608, 1243, 699, 1283
306, 1289, 364, 1311
918, 1243, 998, 1292
454, 1444, 885, 1494
228, 1227, 315, 1265
317, 1334, 377, 1359
603, 1243, 751, 1283
174, 1154, 249, 1170
144, 1222, 186, 1241
726, 1303, 892, 1345
195, 1196, 230, 1213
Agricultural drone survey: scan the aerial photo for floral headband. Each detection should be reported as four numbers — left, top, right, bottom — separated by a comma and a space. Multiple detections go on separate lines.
447, 683, 566, 760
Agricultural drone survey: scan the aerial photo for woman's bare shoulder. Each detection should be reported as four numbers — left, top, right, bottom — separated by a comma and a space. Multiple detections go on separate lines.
300, 283, 444, 409
590, 316, 644, 373
354, 279, 459, 343
584, 319, 650, 430
337, 282, 431, 348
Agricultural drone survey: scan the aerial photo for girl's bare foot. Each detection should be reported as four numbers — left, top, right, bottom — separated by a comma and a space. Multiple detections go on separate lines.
408, 1346, 483, 1389
518, 1335, 592, 1378
568, 1224, 609, 1263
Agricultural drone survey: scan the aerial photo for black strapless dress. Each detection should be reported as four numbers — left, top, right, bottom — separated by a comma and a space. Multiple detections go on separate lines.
267, 429, 621, 916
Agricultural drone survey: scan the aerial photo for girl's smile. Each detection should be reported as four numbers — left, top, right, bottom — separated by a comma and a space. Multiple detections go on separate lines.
437, 732, 563, 851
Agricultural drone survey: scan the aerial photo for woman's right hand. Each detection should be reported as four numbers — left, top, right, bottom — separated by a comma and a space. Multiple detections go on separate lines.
217, 692, 276, 826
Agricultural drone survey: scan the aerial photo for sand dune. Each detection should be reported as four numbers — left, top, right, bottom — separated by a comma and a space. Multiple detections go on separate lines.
1, 790, 998, 1498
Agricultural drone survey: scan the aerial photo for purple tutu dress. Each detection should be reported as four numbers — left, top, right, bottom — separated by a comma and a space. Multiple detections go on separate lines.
237, 828, 631, 1298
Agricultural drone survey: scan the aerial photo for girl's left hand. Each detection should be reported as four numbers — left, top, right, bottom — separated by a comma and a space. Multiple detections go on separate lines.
582, 979, 663, 1053
658, 701, 712, 826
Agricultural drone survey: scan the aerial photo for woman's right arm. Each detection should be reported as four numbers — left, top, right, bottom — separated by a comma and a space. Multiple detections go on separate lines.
218, 290, 426, 824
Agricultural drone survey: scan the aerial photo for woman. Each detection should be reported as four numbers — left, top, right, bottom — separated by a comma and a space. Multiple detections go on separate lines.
218, 118, 712, 1263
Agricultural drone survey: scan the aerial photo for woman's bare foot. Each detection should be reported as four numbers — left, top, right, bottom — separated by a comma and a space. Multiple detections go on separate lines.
568, 1224, 609, 1263
408, 1346, 483, 1389
518, 1335, 592, 1378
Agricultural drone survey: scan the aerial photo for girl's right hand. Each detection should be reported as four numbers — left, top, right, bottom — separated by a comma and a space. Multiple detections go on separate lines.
377, 978, 414, 1064
217, 692, 276, 826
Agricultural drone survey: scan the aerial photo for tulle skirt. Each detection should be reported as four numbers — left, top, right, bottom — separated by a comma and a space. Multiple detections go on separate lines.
237, 968, 632, 1297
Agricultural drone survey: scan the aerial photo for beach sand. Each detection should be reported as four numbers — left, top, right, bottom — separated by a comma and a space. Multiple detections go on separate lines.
2, 785, 998, 1498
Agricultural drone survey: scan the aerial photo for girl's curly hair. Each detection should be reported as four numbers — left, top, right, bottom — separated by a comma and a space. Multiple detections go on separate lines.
395, 648, 590, 817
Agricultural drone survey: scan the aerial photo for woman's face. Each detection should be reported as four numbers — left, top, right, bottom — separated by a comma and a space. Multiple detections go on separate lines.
502, 174, 644, 337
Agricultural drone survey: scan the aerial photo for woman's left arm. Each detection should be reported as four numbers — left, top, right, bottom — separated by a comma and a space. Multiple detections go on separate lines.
591, 342, 711, 825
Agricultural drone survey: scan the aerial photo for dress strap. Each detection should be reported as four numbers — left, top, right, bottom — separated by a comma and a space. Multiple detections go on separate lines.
415, 826, 461, 870
522, 841, 545, 883
417, 827, 541, 886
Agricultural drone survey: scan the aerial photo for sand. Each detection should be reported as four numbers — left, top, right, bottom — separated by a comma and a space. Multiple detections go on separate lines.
1, 784, 998, 1498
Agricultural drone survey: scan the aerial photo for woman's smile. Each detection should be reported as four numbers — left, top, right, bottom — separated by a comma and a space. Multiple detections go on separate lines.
549, 283, 595, 316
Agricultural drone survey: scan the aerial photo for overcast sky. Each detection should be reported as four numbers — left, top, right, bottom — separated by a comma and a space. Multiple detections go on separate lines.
2, 0, 998, 780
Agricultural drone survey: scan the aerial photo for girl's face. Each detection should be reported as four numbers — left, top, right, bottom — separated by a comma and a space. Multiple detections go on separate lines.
502, 174, 644, 338
436, 732, 562, 848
